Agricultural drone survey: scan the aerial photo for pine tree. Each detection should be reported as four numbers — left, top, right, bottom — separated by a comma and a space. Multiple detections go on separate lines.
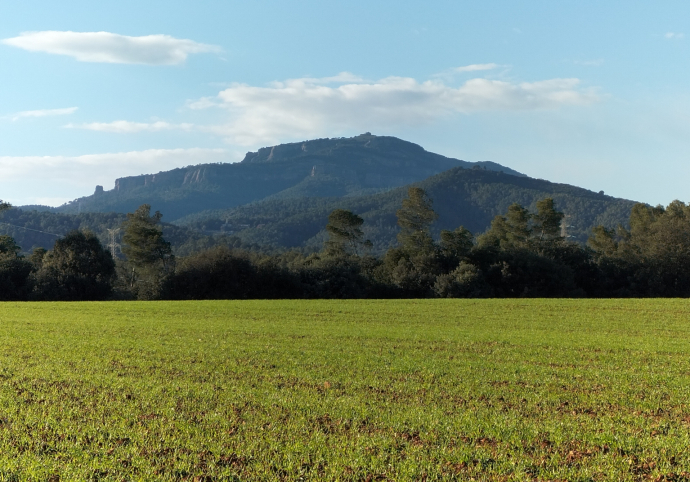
505, 203, 531, 244
323, 209, 367, 256
121, 205, 174, 296
477, 203, 531, 249
533, 198, 564, 240
396, 187, 438, 253
121, 205, 173, 270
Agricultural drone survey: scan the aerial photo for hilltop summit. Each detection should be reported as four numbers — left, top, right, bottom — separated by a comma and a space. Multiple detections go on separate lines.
51, 134, 523, 221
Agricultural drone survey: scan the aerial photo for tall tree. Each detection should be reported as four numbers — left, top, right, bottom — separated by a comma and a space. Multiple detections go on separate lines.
477, 203, 531, 249
33, 230, 115, 301
121, 205, 174, 298
533, 198, 564, 241
323, 209, 367, 256
588, 225, 618, 257
505, 203, 532, 245
396, 187, 438, 253
624, 201, 690, 295
121, 204, 173, 271
381, 188, 441, 296
0, 235, 21, 260
439, 226, 473, 259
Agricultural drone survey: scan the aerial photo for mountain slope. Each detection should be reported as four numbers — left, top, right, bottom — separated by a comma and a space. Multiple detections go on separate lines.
0, 209, 256, 256
48, 134, 523, 221
176, 167, 636, 252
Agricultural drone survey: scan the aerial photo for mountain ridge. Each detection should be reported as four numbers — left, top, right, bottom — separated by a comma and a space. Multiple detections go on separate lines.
33, 134, 524, 221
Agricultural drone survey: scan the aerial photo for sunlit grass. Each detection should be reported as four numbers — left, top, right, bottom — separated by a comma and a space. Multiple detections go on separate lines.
0, 299, 689, 480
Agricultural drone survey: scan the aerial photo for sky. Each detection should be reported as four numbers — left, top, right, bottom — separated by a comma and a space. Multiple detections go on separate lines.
1, 1, 690, 207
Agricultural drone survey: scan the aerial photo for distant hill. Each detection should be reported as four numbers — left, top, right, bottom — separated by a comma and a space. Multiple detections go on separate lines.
45, 134, 524, 222
176, 167, 637, 252
7, 133, 638, 255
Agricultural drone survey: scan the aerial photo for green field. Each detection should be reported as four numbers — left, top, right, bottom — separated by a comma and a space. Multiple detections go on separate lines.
1, 300, 690, 480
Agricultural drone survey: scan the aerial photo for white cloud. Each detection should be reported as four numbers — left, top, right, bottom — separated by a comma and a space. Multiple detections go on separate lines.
0, 148, 230, 206
7, 107, 78, 121
454, 63, 499, 73
665, 32, 685, 39
2, 31, 221, 65
64, 70, 600, 152
197, 74, 600, 146
66, 120, 194, 133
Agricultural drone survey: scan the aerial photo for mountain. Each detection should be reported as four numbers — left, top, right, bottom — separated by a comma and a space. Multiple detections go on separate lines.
6, 133, 638, 255
48, 134, 525, 222
176, 167, 636, 252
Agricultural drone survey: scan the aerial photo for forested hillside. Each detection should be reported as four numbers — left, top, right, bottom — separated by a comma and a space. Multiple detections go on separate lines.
0, 208, 256, 256
177, 167, 636, 252
4, 169, 635, 255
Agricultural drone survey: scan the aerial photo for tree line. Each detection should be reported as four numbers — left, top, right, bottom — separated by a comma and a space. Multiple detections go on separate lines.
0, 190, 689, 300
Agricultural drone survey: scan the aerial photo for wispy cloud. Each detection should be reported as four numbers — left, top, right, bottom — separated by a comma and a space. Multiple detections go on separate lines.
190, 73, 600, 146
0, 148, 230, 206
7, 107, 78, 121
187, 97, 220, 110
66, 120, 194, 133
2, 31, 221, 65
665, 32, 685, 39
73, 71, 600, 150
573, 59, 604, 67
454, 63, 500, 73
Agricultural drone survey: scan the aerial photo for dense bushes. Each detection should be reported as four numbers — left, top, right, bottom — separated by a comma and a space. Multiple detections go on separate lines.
0, 231, 115, 301
164, 247, 301, 300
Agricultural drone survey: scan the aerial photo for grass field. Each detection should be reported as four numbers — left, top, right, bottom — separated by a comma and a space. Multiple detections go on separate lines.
1, 300, 690, 480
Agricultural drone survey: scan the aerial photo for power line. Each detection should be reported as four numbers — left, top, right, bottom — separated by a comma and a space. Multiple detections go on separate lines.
0, 222, 62, 238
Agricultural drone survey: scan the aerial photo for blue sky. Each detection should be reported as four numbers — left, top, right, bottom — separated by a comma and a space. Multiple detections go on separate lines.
1, 1, 690, 207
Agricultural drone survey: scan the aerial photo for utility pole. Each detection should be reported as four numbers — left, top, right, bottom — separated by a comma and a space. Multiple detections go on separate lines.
106, 228, 121, 259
